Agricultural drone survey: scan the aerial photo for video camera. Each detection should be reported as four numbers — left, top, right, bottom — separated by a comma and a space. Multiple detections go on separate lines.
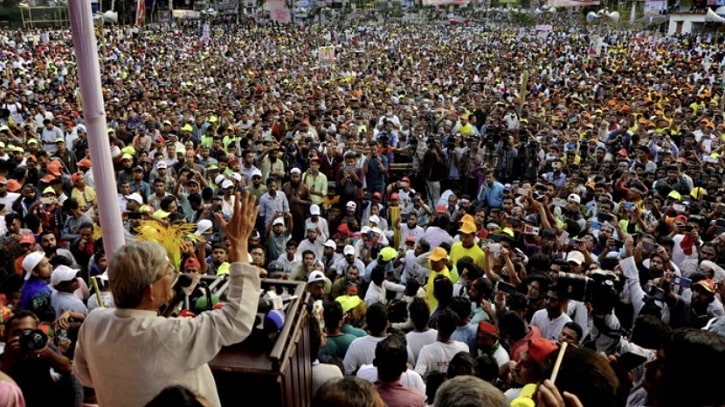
19, 329, 48, 352
557, 270, 620, 313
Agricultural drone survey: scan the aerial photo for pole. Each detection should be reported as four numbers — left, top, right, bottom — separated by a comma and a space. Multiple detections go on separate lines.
67, 1, 126, 256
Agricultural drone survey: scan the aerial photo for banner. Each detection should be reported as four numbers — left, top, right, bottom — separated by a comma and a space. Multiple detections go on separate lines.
546, 0, 600, 7
136, 0, 146, 25
643, 0, 664, 15
422, 0, 470, 6
172, 9, 202, 19
318, 46, 336, 66
268, 0, 291, 23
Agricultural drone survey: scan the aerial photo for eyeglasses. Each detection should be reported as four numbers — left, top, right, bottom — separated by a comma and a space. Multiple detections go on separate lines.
155, 263, 179, 286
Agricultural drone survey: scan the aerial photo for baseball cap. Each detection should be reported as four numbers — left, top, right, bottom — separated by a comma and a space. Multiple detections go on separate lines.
77, 158, 92, 168
184, 257, 202, 270
125, 193, 143, 205
310, 204, 321, 216
50, 265, 80, 287
694, 279, 715, 293
369, 215, 380, 225
344, 245, 355, 256
272, 217, 285, 227
133, 165, 144, 172
290, 168, 301, 175
323, 239, 337, 249
156, 161, 167, 169
429, 247, 448, 262
566, 251, 585, 265
22, 251, 45, 280
307, 271, 326, 284
527, 338, 559, 365
19, 233, 35, 246
567, 194, 581, 204
221, 180, 234, 189
346, 201, 357, 210
380, 247, 398, 262
195, 219, 213, 236
478, 321, 498, 335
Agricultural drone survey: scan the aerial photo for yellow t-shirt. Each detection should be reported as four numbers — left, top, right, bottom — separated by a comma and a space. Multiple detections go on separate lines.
426, 267, 451, 311
71, 186, 97, 210
449, 242, 486, 273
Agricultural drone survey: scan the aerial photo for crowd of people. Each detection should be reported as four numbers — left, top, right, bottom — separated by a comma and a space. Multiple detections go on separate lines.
0, 9, 723, 407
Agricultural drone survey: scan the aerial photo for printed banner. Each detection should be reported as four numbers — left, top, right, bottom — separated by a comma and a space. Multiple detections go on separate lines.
136, 0, 146, 25
643, 0, 664, 15
546, 0, 600, 7
318, 46, 336, 65
268, 0, 291, 23
422, 0, 470, 6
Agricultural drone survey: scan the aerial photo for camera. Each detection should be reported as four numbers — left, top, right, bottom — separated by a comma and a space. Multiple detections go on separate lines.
557, 271, 619, 313
19, 329, 48, 352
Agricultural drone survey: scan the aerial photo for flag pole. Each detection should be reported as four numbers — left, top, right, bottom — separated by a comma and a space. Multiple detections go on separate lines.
67, 1, 126, 255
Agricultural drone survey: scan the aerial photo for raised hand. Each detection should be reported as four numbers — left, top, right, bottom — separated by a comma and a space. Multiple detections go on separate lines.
215, 191, 258, 263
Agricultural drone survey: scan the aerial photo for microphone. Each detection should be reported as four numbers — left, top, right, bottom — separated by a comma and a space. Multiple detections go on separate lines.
160, 273, 195, 317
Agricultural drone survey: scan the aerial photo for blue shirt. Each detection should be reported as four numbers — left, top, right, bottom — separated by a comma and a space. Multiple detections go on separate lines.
478, 181, 504, 208
21, 278, 52, 312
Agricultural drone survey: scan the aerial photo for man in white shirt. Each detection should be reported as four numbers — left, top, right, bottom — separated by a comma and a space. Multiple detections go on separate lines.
529, 284, 572, 341
414, 308, 469, 377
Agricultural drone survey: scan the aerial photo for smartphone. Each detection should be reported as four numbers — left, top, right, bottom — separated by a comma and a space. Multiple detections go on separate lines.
127, 211, 142, 219
684, 225, 694, 233
497, 281, 518, 294
618, 352, 648, 371
671, 275, 692, 288
642, 241, 657, 253
517, 188, 529, 196
553, 198, 567, 208
212, 204, 222, 213
488, 243, 501, 254
401, 213, 409, 222
597, 213, 612, 223
524, 225, 540, 235
672, 204, 686, 213
40, 197, 54, 205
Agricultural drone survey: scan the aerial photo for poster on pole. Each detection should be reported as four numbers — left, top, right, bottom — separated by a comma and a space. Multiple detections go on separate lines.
136, 0, 146, 25
318, 46, 336, 66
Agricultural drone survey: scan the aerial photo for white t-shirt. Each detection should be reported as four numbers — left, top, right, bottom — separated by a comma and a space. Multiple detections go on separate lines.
357, 365, 427, 395
343, 335, 415, 376
414, 340, 469, 377
530, 309, 572, 341
405, 329, 438, 364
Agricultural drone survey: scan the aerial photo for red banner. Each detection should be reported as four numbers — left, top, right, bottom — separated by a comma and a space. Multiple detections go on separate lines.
136, 0, 146, 26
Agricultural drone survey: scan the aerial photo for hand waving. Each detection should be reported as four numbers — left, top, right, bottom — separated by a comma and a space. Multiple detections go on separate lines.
215, 191, 258, 263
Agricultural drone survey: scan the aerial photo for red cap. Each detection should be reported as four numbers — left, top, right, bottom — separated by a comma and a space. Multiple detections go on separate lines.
674, 215, 688, 224
346, 284, 358, 295
71, 173, 81, 184
617, 148, 628, 157
77, 158, 92, 168
390, 193, 399, 200
19, 233, 35, 246
405, 235, 416, 243
40, 175, 55, 184
184, 257, 202, 270
527, 338, 559, 365
372, 192, 382, 200
694, 279, 715, 293
46, 161, 62, 176
435, 204, 447, 213
155, 135, 165, 142
478, 321, 498, 336
337, 223, 352, 237
401, 176, 410, 183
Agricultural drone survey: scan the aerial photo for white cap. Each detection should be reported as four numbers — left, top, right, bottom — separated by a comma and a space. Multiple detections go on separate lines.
290, 168, 301, 175
371, 227, 383, 236
307, 271, 325, 284
567, 194, 581, 204
323, 239, 336, 249
369, 215, 380, 224
273, 217, 285, 227
221, 180, 234, 189
310, 204, 321, 216
344, 245, 355, 256
566, 251, 585, 265
125, 192, 143, 205
346, 201, 357, 210
251, 169, 263, 178
50, 265, 80, 287
156, 161, 167, 169
231, 172, 242, 182
22, 251, 45, 281
214, 175, 226, 186
195, 219, 213, 236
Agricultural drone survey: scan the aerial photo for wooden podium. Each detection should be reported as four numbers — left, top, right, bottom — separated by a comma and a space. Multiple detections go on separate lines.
210, 279, 312, 407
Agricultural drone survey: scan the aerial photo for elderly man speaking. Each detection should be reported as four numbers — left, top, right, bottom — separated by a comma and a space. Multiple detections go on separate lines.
73, 192, 261, 407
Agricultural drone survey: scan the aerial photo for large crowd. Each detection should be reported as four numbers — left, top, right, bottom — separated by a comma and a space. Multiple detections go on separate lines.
0, 10, 723, 407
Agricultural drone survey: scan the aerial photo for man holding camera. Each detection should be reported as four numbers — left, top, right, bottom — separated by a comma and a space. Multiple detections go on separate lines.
1, 310, 76, 407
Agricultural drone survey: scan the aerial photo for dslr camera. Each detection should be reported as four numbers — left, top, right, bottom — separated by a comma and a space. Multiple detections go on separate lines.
19, 329, 48, 352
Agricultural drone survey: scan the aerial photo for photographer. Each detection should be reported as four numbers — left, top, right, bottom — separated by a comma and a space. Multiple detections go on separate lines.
1, 310, 76, 407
